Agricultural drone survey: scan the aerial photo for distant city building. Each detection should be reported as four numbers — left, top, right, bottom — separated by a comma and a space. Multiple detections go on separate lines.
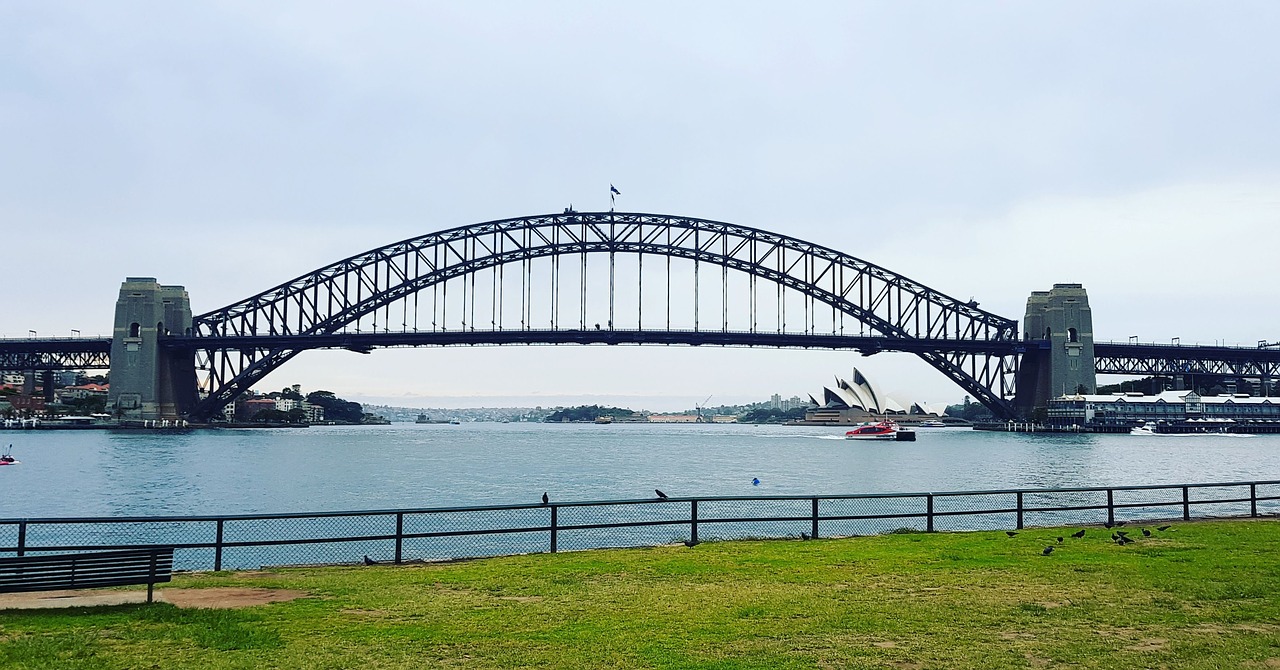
56, 383, 109, 401
237, 398, 278, 421
275, 398, 299, 412
779, 395, 807, 412
770, 393, 782, 410
302, 402, 324, 423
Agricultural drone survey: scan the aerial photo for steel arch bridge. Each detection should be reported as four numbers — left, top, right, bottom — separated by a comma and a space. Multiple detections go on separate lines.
180, 211, 1022, 420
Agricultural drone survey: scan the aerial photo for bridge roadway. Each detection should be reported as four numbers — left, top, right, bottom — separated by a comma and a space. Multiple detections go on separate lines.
2, 333, 1279, 380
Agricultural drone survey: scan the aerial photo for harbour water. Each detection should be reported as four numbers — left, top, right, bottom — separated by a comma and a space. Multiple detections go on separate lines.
3, 423, 1280, 519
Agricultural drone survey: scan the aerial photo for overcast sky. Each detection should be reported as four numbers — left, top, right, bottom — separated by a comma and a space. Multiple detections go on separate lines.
3, 2, 1278, 411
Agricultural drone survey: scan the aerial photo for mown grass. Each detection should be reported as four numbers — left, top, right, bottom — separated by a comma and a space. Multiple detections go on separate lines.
4, 520, 1280, 668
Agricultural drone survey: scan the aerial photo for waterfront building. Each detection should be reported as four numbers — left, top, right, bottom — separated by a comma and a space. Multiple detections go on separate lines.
802, 368, 945, 424
1047, 391, 1280, 428
648, 414, 701, 423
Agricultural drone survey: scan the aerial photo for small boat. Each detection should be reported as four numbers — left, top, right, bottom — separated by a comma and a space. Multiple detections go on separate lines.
1130, 424, 1157, 436
845, 420, 899, 440
448, 419, 462, 425
918, 420, 948, 428
0, 445, 17, 466
415, 413, 431, 424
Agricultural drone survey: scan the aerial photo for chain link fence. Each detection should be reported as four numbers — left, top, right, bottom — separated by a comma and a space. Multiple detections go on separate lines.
3, 480, 1278, 571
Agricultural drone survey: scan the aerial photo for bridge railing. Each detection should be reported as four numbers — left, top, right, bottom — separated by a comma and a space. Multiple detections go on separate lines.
2, 480, 1277, 571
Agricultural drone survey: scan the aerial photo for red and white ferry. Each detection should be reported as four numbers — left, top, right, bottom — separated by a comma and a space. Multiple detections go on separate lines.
844, 420, 899, 440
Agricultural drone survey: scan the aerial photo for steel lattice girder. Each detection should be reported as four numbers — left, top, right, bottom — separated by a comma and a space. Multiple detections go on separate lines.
0, 339, 112, 371
187, 212, 1023, 420
0, 351, 111, 371
1094, 342, 1280, 378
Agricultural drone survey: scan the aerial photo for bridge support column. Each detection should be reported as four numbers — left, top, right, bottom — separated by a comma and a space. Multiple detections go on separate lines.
107, 278, 197, 421
1014, 284, 1096, 420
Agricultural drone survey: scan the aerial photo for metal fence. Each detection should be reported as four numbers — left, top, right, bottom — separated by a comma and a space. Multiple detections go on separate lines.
3, 480, 1279, 572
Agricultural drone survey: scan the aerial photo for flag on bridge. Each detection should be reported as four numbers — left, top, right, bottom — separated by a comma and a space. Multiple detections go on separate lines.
610, 184, 621, 210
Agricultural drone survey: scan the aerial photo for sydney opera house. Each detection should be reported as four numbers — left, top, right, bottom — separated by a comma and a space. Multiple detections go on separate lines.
802, 368, 949, 424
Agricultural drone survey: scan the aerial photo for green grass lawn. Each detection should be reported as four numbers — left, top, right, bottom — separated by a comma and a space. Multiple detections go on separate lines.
4, 520, 1280, 668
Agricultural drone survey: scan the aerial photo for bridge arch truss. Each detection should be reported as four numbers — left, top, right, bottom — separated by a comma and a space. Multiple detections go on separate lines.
188, 212, 1021, 420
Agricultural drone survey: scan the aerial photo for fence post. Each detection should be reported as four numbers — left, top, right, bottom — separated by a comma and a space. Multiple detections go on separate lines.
691, 500, 698, 544
17, 521, 26, 557
1251, 483, 1258, 518
811, 497, 820, 539
1016, 492, 1024, 530
1106, 489, 1115, 526
1182, 486, 1191, 521
550, 505, 558, 553
394, 512, 404, 565
214, 519, 224, 572
926, 494, 935, 532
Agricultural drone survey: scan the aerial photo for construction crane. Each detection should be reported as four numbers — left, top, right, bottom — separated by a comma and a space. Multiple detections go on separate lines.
696, 395, 713, 423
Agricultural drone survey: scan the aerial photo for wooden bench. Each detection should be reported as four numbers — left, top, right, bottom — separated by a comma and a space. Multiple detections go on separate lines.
0, 548, 175, 603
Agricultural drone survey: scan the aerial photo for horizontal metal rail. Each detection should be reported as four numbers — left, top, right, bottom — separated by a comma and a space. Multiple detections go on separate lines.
3, 480, 1277, 571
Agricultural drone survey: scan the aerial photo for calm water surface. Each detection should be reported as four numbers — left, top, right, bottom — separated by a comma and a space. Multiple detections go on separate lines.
3, 424, 1279, 518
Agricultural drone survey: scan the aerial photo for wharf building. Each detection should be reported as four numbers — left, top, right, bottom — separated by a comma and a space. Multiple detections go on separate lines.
1047, 391, 1280, 433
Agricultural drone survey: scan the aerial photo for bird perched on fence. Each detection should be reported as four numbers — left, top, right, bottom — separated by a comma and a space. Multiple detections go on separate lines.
1042, 546, 1054, 556
1006, 531, 1018, 537
363, 555, 378, 566
542, 492, 549, 505
1071, 529, 1086, 539
655, 489, 669, 500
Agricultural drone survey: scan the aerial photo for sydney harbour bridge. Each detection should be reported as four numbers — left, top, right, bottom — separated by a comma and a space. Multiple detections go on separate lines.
2, 211, 1278, 421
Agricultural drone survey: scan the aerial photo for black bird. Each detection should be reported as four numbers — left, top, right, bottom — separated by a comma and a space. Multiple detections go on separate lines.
683, 539, 700, 547
1104, 521, 1115, 529
1042, 546, 1054, 556
542, 492, 549, 505
800, 532, 811, 541
1071, 529, 1086, 539
1115, 521, 1127, 527
1006, 531, 1018, 537
1142, 528, 1152, 537
1157, 525, 1172, 531
1116, 530, 1129, 537
363, 555, 378, 566
655, 489, 669, 500
1056, 537, 1064, 544
1111, 533, 1119, 541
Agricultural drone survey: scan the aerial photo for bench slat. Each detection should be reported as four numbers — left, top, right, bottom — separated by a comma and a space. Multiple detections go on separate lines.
0, 549, 175, 595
